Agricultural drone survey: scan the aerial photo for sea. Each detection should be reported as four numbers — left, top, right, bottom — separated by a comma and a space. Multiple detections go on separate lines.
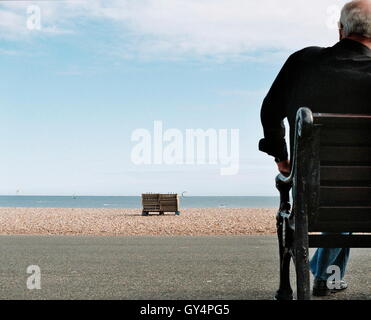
0, 196, 280, 209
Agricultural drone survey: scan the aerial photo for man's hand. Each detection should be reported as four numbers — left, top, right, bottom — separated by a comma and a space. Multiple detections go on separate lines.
277, 160, 291, 177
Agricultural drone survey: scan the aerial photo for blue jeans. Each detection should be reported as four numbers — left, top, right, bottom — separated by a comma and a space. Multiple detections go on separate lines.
309, 234, 351, 281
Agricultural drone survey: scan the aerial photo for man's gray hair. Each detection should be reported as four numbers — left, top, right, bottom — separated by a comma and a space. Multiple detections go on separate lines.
340, 0, 371, 38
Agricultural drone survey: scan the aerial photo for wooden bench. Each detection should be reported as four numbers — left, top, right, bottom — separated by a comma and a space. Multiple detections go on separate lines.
275, 107, 371, 300
141, 193, 180, 216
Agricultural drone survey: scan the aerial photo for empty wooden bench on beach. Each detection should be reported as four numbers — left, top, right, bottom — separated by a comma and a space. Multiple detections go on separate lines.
274, 107, 371, 300
141, 193, 180, 216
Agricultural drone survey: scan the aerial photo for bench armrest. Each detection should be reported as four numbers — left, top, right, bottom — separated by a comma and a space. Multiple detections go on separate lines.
276, 107, 314, 213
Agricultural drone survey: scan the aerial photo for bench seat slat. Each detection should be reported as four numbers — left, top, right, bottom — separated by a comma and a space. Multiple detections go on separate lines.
309, 234, 371, 248
315, 206, 371, 221
309, 223, 371, 233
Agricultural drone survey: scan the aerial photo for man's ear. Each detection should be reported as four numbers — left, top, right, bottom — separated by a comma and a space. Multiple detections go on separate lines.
338, 22, 344, 40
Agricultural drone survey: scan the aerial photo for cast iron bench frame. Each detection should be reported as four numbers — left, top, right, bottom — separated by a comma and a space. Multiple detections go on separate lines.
275, 107, 371, 300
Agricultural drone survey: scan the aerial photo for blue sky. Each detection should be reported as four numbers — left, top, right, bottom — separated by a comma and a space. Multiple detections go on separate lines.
0, 0, 346, 196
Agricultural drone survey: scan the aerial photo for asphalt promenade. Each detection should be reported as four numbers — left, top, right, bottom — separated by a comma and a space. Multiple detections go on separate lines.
0, 235, 369, 299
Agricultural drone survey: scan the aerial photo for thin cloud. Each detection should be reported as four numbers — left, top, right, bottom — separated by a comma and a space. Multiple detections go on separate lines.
0, 0, 347, 60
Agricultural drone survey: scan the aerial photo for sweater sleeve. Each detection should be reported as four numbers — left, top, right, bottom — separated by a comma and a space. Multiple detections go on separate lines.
258, 55, 295, 161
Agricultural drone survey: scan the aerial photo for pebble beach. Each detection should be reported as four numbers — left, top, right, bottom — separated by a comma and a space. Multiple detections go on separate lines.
0, 208, 276, 236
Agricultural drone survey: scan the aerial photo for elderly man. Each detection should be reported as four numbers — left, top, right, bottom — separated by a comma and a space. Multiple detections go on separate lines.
259, 0, 371, 297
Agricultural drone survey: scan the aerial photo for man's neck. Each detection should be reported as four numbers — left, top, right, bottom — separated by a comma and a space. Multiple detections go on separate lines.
345, 34, 371, 49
